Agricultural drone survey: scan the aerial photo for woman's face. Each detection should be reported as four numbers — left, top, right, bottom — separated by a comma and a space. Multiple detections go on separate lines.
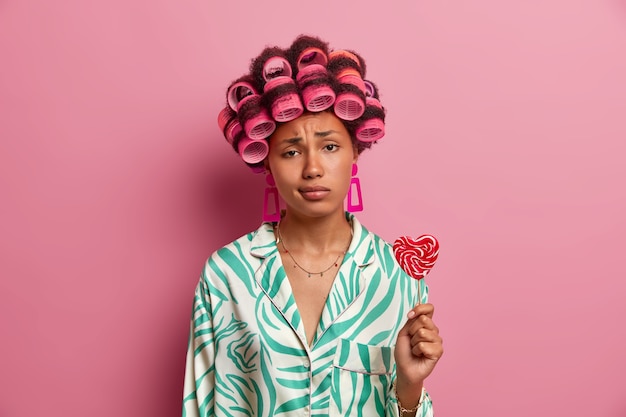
266, 111, 358, 220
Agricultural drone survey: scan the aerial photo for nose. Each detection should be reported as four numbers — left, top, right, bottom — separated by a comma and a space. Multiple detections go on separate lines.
303, 152, 323, 179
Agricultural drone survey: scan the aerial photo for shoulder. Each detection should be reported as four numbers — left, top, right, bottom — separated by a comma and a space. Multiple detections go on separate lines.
349, 214, 399, 273
204, 222, 274, 277
211, 229, 255, 261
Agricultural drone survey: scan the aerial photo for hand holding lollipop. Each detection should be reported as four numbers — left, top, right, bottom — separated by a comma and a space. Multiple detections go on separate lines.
393, 235, 440, 303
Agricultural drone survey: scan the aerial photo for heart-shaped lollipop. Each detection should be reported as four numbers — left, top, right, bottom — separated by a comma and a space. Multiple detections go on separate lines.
393, 235, 440, 281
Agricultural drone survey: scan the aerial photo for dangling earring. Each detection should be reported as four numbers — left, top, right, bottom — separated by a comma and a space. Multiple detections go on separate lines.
347, 163, 363, 212
263, 173, 281, 222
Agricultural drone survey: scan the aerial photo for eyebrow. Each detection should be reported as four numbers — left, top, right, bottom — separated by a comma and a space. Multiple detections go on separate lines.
281, 130, 339, 144
314, 130, 338, 138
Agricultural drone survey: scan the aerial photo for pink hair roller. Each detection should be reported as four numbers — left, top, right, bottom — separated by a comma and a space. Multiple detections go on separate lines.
337, 68, 366, 93
356, 80, 385, 141
217, 106, 235, 131
237, 137, 269, 164
263, 56, 293, 81
297, 47, 328, 70
328, 49, 362, 71
224, 118, 242, 145
333, 91, 365, 121
227, 81, 258, 112
333, 67, 366, 120
338, 73, 366, 94
243, 108, 275, 140
356, 118, 385, 142
366, 96, 382, 108
263, 76, 304, 122
238, 94, 276, 140
296, 64, 336, 112
364, 80, 377, 98
217, 107, 242, 145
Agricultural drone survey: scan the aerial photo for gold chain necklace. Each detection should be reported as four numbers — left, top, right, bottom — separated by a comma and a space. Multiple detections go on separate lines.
276, 222, 352, 278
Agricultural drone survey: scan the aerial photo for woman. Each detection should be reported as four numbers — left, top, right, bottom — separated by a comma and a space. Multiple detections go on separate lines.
183, 35, 443, 416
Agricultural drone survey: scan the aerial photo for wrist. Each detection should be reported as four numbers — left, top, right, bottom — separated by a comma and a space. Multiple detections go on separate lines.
394, 379, 424, 415
395, 383, 425, 416
395, 372, 424, 398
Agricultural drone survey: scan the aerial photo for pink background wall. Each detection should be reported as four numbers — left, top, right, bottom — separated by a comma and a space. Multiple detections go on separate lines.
2, 0, 625, 416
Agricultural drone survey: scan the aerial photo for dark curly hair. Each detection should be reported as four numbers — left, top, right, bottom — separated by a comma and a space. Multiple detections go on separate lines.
217, 34, 386, 172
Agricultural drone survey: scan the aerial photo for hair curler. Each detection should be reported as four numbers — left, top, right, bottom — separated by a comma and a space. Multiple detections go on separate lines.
263, 76, 304, 122
296, 64, 336, 112
333, 83, 365, 121
356, 118, 385, 142
237, 94, 276, 140
237, 136, 269, 164
328, 50, 361, 66
328, 49, 365, 77
227, 80, 258, 112
296, 47, 328, 70
328, 51, 366, 120
263, 56, 293, 81
336, 67, 366, 93
363, 80, 379, 99
217, 107, 242, 145
355, 94, 385, 142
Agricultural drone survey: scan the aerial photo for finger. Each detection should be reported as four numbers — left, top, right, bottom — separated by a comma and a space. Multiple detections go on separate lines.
412, 340, 444, 360
403, 303, 438, 338
410, 328, 441, 346
407, 303, 435, 320
408, 315, 438, 335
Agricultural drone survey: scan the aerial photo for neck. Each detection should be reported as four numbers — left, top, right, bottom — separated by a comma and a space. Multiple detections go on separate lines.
277, 210, 352, 254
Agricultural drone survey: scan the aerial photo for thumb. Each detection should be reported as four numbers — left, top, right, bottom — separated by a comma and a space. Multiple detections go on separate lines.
397, 307, 421, 339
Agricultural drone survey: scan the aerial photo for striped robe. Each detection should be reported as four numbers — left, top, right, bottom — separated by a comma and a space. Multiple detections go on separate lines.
183, 214, 434, 416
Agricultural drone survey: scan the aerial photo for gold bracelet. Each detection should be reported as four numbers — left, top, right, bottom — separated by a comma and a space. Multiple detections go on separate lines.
396, 386, 423, 416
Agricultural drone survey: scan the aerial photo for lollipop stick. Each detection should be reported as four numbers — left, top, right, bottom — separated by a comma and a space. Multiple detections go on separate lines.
418, 279, 422, 305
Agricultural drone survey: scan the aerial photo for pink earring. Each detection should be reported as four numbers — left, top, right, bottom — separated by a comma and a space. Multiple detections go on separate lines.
347, 163, 363, 212
263, 173, 281, 222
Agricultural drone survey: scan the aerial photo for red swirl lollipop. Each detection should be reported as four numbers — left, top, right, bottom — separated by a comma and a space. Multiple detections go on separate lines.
393, 235, 440, 303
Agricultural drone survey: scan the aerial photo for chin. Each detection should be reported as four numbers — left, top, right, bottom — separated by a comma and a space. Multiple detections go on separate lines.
287, 202, 344, 219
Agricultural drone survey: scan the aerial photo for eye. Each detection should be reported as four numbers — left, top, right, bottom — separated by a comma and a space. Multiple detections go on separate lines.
324, 144, 339, 151
283, 150, 299, 158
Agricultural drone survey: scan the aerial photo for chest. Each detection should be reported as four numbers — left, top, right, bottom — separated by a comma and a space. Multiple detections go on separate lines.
281, 249, 341, 346
279, 252, 340, 347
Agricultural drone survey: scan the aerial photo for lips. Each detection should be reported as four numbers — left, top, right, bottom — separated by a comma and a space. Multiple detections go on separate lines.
299, 185, 330, 201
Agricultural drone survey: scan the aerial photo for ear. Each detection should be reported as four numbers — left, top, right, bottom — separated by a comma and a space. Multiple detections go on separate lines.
263, 158, 271, 173
352, 145, 359, 164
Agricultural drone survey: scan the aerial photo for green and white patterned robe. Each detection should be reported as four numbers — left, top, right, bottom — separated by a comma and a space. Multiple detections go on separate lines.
183, 214, 434, 416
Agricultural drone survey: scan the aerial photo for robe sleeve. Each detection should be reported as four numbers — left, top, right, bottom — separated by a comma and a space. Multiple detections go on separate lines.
182, 269, 216, 417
